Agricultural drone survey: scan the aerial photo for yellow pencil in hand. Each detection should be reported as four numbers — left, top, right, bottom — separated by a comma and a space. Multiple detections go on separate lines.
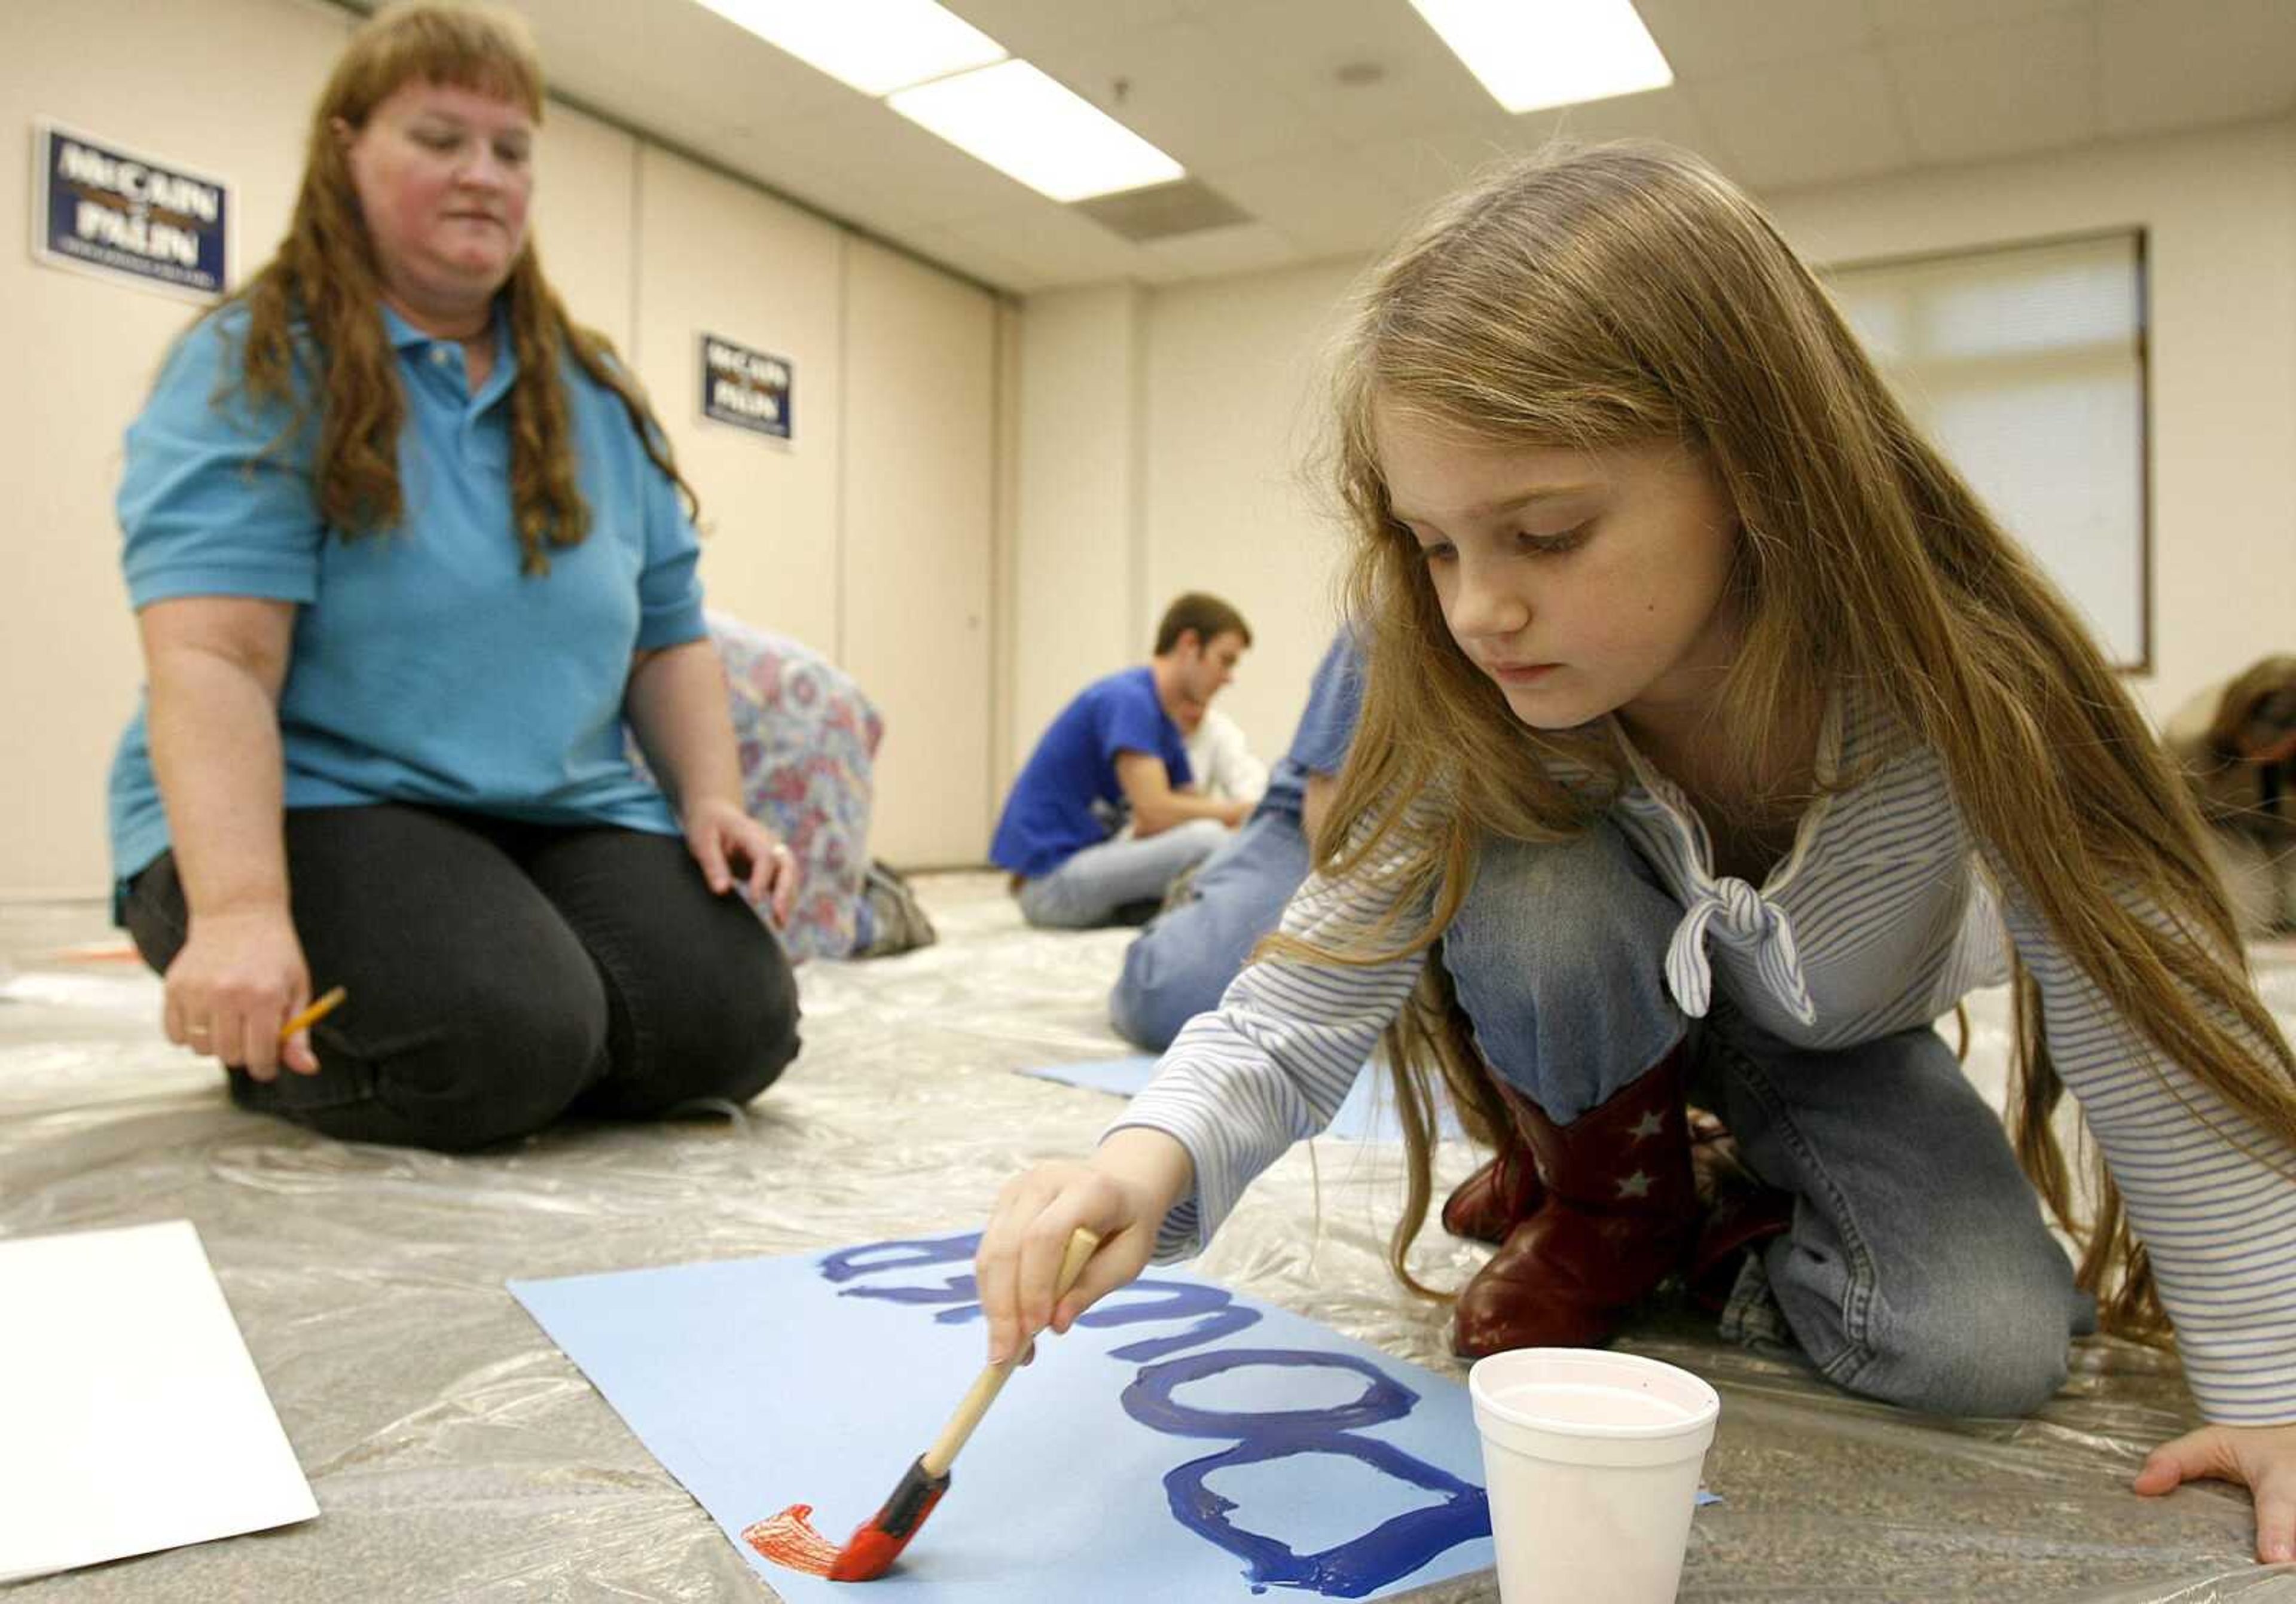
278, 985, 347, 1043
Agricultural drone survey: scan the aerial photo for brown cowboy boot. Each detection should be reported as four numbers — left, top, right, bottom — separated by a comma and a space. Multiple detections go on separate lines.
1452, 1044, 1700, 1358
1441, 1140, 1544, 1245
1684, 1123, 1794, 1313
1448, 1103, 1765, 1249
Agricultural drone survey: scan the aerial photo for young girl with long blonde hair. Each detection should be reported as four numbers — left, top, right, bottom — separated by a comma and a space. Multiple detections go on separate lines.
974, 142, 2296, 1563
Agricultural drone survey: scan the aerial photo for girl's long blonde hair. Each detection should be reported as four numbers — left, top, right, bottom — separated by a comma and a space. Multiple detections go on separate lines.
1303, 142, 2295, 1340
217, 0, 694, 574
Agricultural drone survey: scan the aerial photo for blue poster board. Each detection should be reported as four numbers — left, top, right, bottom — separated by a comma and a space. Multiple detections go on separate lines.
32, 120, 229, 300
511, 1232, 1494, 1600
700, 332, 793, 441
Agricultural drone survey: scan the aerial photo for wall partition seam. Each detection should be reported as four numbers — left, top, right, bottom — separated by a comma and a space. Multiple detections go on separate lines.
835, 231, 851, 668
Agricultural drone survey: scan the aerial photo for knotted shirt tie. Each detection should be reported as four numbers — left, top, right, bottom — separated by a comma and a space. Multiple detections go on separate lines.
1664, 874, 1819, 1027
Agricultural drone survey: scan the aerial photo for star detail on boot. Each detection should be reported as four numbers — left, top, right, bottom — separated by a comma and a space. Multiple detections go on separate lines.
1627, 1110, 1665, 1142
1616, 1169, 1654, 1199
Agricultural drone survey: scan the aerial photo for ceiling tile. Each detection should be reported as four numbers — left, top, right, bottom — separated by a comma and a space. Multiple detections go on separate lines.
947, 204, 1157, 286
1137, 221, 1305, 283
1016, 18, 1328, 169
1687, 48, 1915, 191
1205, 147, 1420, 259
1864, 0, 2093, 44
1886, 13, 2097, 164
945, 0, 1186, 51
1634, 0, 1878, 77
1355, 93, 1741, 219
1351, 115, 1541, 210
1198, 0, 1499, 142
1537, 82, 1734, 162
2097, 0, 2296, 136
511, 0, 2296, 294
751, 98, 1047, 226
521, 0, 850, 120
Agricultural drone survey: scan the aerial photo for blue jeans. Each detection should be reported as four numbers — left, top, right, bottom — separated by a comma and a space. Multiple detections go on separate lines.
1110, 809, 1311, 1050
1016, 818, 1230, 930
1440, 821, 2093, 1418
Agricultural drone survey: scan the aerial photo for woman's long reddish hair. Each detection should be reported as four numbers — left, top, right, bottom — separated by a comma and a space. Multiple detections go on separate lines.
215, 0, 695, 573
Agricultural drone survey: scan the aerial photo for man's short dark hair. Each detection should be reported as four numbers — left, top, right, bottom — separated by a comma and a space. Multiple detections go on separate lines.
1154, 592, 1252, 655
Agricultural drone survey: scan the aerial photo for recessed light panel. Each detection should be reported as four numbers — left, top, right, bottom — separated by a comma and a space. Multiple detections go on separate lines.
692, 0, 1007, 96
1408, 0, 1673, 114
889, 60, 1186, 202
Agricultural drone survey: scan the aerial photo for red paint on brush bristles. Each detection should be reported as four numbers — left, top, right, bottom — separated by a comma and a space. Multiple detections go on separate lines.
744, 1505, 841, 1576
746, 1458, 950, 1584
827, 1523, 909, 1582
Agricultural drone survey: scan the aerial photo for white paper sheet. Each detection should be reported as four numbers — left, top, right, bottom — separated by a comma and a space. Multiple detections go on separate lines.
0, 1219, 319, 1582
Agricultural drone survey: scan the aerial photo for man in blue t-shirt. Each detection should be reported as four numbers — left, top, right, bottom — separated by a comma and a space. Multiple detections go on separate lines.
993, 593, 1254, 928
1110, 625, 1365, 1049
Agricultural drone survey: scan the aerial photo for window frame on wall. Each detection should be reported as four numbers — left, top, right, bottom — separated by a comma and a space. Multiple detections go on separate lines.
1821, 227, 2154, 675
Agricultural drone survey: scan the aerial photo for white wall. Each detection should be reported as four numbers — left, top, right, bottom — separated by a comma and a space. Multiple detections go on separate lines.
1004, 283, 1149, 790
1007, 117, 2296, 775
1140, 261, 1363, 771
1, 0, 1003, 895
530, 101, 637, 356
1765, 118, 2296, 728
1002, 267, 1363, 791
841, 237, 997, 866
0, 0, 349, 902
633, 146, 845, 658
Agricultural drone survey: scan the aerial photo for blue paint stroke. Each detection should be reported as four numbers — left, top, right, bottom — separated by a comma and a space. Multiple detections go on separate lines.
819, 1232, 981, 1283
823, 1233, 984, 1309
1123, 1348, 1490, 1598
1076, 1278, 1263, 1363
843, 1272, 980, 1307
820, 1244, 1262, 1359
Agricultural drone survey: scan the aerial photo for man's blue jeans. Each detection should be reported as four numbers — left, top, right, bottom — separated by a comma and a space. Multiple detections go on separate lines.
1110, 810, 1309, 1050
1016, 818, 1229, 930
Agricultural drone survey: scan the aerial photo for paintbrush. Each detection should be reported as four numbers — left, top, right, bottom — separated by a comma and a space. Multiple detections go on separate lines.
825, 1226, 1100, 1582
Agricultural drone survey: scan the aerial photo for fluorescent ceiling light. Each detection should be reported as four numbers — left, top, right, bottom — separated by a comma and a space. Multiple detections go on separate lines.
692, 0, 1006, 97
1408, 0, 1674, 114
888, 60, 1185, 202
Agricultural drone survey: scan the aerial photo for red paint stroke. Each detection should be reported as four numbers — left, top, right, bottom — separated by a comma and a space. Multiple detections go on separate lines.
744, 1503, 840, 1578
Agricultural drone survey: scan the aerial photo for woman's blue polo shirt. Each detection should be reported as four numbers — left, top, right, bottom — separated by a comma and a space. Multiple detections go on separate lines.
106, 301, 706, 895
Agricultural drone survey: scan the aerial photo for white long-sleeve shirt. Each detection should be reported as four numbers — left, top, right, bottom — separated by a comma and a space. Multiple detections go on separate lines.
1115, 686, 2296, 1425
1186, 708, 1269, 806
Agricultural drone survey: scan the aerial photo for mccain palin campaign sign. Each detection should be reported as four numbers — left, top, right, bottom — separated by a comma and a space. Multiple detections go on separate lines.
33, 120, 230, 300
700, 332, 793, 442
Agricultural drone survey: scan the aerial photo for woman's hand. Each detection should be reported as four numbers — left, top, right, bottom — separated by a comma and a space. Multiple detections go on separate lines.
682, 796, 796, 925
2135, 1420, 2296, 1563
162, 905, 316, 1081
975, 1128, 1195, 1367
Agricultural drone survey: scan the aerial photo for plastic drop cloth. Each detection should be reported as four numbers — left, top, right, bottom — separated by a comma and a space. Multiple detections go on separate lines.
2, 878, 2294, 1603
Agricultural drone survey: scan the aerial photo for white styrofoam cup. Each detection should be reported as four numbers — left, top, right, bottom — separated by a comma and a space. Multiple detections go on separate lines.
1468, 1348, 1720, 1603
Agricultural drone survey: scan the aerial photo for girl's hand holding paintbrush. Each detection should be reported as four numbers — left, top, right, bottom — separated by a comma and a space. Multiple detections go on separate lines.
975, 1127, 1197, 1365
753, 1223, 1120, 1583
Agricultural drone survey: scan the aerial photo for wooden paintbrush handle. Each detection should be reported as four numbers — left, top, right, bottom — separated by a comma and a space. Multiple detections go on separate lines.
921, 1227, 1099, 1475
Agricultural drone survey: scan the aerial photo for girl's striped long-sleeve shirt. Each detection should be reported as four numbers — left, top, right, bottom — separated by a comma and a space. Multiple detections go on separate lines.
1112, 688, 2296, 1425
